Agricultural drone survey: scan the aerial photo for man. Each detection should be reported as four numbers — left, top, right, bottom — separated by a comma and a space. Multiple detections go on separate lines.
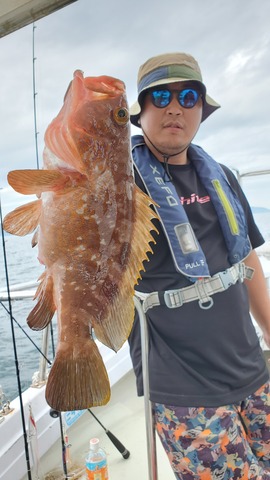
128, 52, 270, 479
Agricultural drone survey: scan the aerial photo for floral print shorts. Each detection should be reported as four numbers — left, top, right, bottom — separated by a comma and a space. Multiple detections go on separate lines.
154, 381, 270, 479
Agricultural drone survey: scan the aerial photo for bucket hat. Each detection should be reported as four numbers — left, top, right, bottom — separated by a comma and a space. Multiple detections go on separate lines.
130, 52, 220, 127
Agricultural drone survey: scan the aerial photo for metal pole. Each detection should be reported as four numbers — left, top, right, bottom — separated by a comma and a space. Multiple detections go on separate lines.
134, 296, 158, 480
38, 326, 49, 382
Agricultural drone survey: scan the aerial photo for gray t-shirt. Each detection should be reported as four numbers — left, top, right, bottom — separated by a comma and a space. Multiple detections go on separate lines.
129, 159, 268, 407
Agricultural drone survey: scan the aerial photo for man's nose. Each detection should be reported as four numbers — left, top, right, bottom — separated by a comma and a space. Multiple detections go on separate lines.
167, 96, 183, 114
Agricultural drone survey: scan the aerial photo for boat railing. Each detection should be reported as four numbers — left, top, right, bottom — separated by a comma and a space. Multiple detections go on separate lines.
0, 280, 50, 388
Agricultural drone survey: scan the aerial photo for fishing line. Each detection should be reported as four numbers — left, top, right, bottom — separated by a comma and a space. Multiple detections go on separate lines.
49, 322, 56, 358
0, 300, 52, 365
0, 195, 33, 480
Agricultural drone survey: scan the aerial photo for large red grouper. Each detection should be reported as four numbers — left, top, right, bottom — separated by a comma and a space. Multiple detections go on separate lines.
3, 70, 158, 411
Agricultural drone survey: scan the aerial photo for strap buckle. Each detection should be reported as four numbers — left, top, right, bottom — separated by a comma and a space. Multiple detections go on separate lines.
218, 267, 236, 290
163, 290, 183, 308
238, 262, 254, 282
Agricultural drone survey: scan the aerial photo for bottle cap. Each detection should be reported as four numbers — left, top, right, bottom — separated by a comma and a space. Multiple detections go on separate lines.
90, 438, 100, 450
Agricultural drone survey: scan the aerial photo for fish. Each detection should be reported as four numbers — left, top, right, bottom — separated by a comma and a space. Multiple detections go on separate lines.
3, 70, 158, 411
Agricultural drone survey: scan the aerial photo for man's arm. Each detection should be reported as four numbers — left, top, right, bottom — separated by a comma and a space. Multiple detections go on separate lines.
244, 249, 270, 347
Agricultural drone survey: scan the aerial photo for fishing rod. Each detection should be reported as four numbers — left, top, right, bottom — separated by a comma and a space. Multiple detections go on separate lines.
88, 409, 130, 459
0, 195, 33, 480
59, 412, 69, 479
32, 23, 40, 170
49, 406, 131, 462
31, 22, 69, 479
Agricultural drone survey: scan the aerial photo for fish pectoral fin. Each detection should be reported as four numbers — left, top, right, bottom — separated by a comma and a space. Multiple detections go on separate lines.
7, 169, 69, 195
45, 338, 110, 411
27, 272, 56, 330
93, 298, 135, 352
3, 199, 42, 236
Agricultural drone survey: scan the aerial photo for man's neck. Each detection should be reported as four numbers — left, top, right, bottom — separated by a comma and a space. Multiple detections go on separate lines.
145, 140, 189, 165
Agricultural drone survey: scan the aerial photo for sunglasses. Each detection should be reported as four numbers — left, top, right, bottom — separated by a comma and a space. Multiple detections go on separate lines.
150, 88, 202, 109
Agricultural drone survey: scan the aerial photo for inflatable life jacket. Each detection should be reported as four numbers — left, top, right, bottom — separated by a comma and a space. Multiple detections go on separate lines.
132, 135, 251, 282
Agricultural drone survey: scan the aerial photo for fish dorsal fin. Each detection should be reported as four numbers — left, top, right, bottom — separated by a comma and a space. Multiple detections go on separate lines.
7, 169, 69, 195
27, 271, 56, 330
93, 185, 159, 351
3, 199, 42, 236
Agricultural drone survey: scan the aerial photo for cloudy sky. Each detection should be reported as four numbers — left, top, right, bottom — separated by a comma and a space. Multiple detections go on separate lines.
0, 0, 270, 213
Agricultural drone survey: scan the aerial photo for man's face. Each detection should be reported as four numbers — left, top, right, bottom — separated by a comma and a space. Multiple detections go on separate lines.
139, 82, 203, 161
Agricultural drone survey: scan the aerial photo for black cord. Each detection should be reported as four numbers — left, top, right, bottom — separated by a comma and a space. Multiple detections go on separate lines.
142, 128, 188, 182
162, 156, 173, 181
0, 300, 52, 365
0, 195, 33, 480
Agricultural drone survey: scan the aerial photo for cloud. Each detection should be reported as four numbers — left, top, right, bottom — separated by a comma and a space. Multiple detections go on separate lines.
0, 0, 269, 204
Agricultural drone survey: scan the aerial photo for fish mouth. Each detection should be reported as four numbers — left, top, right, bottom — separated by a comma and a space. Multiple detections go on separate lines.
73, 70, 125, 99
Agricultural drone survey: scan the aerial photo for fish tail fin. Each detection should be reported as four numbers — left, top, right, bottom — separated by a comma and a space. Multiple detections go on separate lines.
27, 271, 56, 330
45, 338, 110, 411
93, 186, 158, 351
3, 199, 42, 236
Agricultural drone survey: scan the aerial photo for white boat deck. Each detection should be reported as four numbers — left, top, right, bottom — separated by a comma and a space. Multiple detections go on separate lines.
22, 370, 175, 480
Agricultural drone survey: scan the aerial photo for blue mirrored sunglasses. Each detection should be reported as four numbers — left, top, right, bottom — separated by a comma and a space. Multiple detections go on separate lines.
150, 88, 201, 109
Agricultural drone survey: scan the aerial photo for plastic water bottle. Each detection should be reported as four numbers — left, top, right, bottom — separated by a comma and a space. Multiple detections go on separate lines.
85, 437, 109, 480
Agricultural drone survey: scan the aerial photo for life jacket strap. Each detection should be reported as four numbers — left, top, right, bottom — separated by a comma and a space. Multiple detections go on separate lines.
135, 263, 254, 312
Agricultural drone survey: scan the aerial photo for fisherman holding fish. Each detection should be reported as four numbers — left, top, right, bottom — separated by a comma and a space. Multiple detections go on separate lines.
129, 52, 270, 478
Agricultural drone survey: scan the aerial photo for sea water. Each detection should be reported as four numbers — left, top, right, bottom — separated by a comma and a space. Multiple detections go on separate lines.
0, 209, 270, 402
0, 232, 51, 401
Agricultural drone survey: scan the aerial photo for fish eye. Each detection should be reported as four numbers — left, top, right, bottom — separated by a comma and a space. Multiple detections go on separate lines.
113, 107, 129, 125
